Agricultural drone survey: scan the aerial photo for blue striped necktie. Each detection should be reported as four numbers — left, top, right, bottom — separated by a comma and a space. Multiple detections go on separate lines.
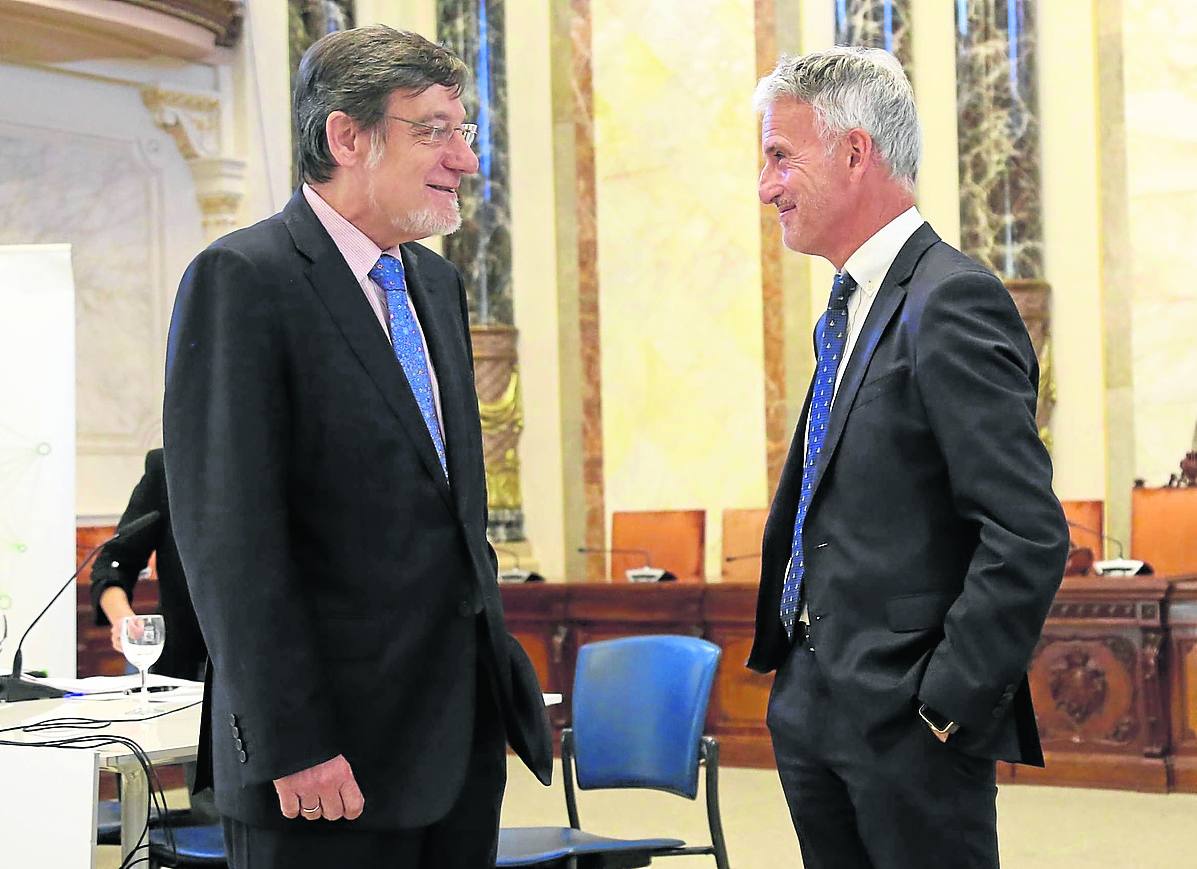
368, 254, 448, 477
780, 272, 856, 638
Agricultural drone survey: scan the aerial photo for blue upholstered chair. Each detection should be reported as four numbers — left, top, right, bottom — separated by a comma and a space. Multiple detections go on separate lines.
497, 635, 729, 869
147, 824, 228, 867
95, 797, 194, 846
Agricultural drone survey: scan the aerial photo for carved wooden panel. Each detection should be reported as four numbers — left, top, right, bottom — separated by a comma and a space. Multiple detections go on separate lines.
1168, 581, 1197, 792
703, 583, 773, 766
1031, 634, 1140, 748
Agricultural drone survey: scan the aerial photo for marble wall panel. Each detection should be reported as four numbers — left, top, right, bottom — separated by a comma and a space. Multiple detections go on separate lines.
591, 0, 767, 578
756, 0, 787, 493
0, 60, 205, 517
834, 0, 913, 77
955, 0, 1042, 280
0, 128, 163, 454
569, 0, 607, 579
1122, 0, 1197, 485
439, 0, 514, 326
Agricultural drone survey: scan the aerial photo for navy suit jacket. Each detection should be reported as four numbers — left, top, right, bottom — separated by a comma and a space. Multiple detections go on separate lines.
164, 190, 550, 830
749, 223, 1068, 765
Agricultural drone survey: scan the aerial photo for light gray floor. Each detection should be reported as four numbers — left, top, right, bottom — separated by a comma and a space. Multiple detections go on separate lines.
502, 758, 1197, 868
97, 759, 1197, 867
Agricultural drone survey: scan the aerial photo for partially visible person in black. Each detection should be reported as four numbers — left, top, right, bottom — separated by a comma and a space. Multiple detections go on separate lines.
91, 447, 217, 822
91, 448, 207, 680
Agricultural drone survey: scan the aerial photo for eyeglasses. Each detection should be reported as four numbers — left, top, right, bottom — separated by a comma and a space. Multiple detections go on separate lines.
387, 116, 478, 148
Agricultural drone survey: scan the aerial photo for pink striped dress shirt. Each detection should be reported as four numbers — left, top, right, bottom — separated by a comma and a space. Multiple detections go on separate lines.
302, 184, 446, 441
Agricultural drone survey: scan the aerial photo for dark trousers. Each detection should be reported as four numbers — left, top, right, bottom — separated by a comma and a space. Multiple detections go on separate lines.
767, 637, 999, 869
221, 670, 507, 869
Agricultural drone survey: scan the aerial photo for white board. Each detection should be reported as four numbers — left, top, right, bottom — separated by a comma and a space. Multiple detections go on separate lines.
0, 743, 98, 867
0, 244, 76, 677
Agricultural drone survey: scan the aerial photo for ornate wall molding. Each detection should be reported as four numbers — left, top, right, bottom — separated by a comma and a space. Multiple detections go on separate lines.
140, 85, 221, 160
141, 84, 245, 243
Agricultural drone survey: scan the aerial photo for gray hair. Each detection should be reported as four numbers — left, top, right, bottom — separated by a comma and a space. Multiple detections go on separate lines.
294, 25, 469, 184
753, 46, 921, 190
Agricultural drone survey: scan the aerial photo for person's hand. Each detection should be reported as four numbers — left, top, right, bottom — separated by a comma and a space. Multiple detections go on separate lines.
99, 588, 136, 654
273, 754, 364, 822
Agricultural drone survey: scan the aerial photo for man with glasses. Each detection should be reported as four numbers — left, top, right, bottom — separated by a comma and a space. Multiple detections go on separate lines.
164, 26, 550, 868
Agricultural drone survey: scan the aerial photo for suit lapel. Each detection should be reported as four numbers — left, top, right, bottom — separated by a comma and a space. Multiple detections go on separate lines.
808, 223, 940, 499
282, 192, 455, 513
399, 245, 484, 520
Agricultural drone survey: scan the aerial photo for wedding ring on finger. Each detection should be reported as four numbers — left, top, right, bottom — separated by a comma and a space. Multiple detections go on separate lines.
299, 801, 322, 816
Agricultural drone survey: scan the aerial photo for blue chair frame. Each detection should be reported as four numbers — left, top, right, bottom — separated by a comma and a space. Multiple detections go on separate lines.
498, 635, 730, 869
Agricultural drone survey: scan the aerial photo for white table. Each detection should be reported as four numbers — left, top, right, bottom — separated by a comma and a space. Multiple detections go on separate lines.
1, 690, 561, 864
0, 692, 202, 865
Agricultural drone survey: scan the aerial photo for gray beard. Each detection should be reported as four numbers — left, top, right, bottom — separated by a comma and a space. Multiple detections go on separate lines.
366, 175, 462, 239
396, 204, 462, 239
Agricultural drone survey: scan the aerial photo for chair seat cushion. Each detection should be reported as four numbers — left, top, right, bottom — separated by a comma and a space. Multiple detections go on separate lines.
497, 826, 685, 866
147, 824, 227, 866
97, 799, 194, 846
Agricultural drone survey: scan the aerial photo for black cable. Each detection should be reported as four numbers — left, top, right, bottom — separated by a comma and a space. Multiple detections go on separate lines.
0, 699, 200, 865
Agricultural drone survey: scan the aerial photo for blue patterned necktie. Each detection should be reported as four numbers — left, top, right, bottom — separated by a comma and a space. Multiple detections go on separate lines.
780, 272, 856, 638
368, 254, 448, 477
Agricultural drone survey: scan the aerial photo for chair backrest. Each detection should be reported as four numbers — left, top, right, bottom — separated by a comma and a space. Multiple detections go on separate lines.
1060, 499, 1104, 556
721, 508, 768, 582
571, 635, 721, 799
610, 510, 706, 582
1132, 487, 1197, 575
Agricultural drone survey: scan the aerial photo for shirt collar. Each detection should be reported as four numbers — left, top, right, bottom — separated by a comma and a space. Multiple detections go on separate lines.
302, 183, 404, 284
842, 205, 925, 298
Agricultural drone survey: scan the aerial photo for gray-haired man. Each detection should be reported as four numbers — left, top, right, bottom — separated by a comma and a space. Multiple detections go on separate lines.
165, 26, 551, 868
747, 47, 1067, 868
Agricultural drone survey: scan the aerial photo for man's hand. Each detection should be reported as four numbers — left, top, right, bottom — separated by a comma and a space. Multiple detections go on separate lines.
273, 754, 365, 821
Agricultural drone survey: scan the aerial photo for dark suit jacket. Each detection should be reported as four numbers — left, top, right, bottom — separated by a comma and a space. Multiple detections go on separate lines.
749, 223, 1069, 766
163, 190, 551, 831
90, 449, 207, 681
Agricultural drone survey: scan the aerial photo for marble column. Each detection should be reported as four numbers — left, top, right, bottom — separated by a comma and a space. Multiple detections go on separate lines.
956, 0, 1054, 443
438, 0, 528, 545
289, 1, 354, 186
834, 0, 914, 75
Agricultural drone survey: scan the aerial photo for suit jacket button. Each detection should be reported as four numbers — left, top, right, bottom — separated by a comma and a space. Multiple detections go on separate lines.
233, 738, 244, 751
238, 750, 248, 764
231, 725, 240, 738
992, 707, 1003, 718
459, 601, 474, 617
228, 714, 237, 725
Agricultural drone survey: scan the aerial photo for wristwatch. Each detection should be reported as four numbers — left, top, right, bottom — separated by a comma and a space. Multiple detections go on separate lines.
918, 703, 960, 743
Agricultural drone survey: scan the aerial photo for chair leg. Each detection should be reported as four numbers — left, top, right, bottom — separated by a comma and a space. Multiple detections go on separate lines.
562, 729, 581, 830
702, 737, 730, 869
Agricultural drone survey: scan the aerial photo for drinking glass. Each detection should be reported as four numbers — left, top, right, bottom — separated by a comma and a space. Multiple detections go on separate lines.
121, 614, 165, 713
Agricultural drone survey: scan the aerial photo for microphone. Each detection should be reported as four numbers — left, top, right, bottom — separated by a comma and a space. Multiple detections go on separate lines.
493, 545, 544, 583
1065, 519, 1152, 576
577, 547, 677, 583
1066, 519, 1123, 559
0, 510, 160, 703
